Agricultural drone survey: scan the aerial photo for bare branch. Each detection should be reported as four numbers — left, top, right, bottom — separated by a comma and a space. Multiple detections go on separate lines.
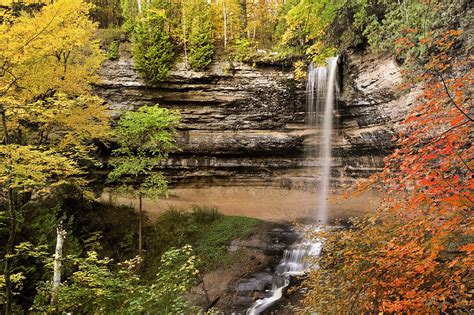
434, 70, 473, 122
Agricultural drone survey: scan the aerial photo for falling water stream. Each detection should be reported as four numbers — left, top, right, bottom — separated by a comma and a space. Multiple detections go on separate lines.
246, 57, 339, 314
312, 56, 339, 224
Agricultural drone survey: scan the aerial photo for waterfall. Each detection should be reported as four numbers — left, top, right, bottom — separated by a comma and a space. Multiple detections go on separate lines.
245, 57, 339, 315
246, 239, 322, 315
307, 57, 339, 224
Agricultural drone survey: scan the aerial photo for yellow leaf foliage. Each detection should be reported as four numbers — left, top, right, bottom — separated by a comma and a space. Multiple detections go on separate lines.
0, 0, 104, 104
0, 145, 84, 192
8, 93, 111, 158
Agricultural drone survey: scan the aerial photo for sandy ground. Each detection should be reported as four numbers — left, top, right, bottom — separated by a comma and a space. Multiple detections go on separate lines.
100, 186, 381, 223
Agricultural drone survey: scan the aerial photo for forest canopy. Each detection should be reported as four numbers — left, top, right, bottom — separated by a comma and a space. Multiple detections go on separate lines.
84, 0, 471, 75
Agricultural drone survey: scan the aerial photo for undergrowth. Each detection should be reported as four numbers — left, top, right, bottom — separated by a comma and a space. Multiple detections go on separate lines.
143, 206, 261, 279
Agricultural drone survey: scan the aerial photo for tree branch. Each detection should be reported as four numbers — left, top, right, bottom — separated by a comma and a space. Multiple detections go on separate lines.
434, 70, 473, 122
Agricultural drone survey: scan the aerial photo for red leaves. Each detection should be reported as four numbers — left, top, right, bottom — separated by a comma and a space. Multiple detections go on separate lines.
450, 115, 465, 126
355, 32, 473, 313
459, 243, 474, 253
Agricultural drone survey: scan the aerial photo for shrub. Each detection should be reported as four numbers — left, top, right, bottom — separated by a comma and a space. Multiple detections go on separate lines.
96, 27, 125, 48
191, 206, 222, 224
106, 41, 119, 60
233, 38, 256, 62
32, 246, 198, 314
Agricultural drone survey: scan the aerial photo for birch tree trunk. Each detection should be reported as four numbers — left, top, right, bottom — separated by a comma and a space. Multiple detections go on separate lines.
51, 223, 66, 306
182, 0, 189, 69
3, 189, 15, 315
137, 0, 142, 13
138, 194, 143, 253
223, 0, 228, 50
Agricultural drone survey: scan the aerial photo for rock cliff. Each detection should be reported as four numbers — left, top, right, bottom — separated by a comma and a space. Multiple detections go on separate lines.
95, 48, 417, 190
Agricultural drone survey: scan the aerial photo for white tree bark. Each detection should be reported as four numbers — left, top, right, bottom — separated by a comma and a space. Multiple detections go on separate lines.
223, 0, 228, 50
182, 0, 189, 69
51, 223, 66, 305
138, 194, 143, 253
137, 0, 142, 13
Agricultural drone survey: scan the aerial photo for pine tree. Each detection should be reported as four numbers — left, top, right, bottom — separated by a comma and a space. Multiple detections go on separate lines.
131, 3, 175, 82
188, 0, 215, 70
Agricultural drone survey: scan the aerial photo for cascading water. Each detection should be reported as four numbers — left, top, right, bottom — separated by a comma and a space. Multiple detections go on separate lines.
246, 238, 322, 315
310, 56, 339, 223
245, 57, 339, 315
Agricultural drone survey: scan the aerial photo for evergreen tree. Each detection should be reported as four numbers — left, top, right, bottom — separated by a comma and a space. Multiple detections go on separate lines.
188, 1, 215, 70
131, 5, 175, 82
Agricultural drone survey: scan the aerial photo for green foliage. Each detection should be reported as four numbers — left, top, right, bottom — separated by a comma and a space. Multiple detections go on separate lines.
119, 0, 139, 34
0, 145, 83, 192
32, 246, 198, 314
107, 41, 120, 60
145, 206, 261, 277
276, 0, 469, 65
97, 26, 125, 47
277, 0, 335, 61
233, 37, 256, 62
191, 206, 222, 224
362, 1, 468, 66
131, 7, 175, 83
87, 0, 123, 28
195, 215, 259, 271
9, 196, 142, 310
107, 105, 180, 199
187, 2, 215, 71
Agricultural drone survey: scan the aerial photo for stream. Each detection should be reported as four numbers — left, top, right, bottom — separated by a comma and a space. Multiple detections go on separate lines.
245, 238, 321, 314
245, 56, 339, 314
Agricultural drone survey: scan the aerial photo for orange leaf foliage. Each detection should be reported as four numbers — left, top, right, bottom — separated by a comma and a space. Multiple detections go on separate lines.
304, 29, 473, 314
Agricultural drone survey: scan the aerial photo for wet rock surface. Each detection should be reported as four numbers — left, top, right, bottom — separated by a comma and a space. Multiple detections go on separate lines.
220, 225, 300, 314
95, 48, 418, 190
185, 223, 300, 314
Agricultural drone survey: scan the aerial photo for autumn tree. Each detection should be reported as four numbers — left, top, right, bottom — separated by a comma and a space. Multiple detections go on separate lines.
208, 0, 243, 50
87, 0, 123, 27
302, 1, 472, 313
0, 1, 108, 313
107, 105, 180, 254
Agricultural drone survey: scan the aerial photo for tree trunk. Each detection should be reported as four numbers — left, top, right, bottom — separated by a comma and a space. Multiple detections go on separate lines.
1, 105, 9, 145
1, 103, 14, 315
3, 189, 16, 315
138, 194, 143, 253
223, 0, 227, 50
137, 0, 142, 13
182, 0, 189, 69
240, 0, 247, 37
51, 224, 66, 306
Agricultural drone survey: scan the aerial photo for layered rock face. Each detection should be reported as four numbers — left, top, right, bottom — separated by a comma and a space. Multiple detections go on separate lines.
95, 49, 417, 190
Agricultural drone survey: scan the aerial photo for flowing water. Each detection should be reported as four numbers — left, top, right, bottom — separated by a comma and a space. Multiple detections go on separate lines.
245, 57, 339, 314
245, 240, 321, 314
307, 57, 339, 223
